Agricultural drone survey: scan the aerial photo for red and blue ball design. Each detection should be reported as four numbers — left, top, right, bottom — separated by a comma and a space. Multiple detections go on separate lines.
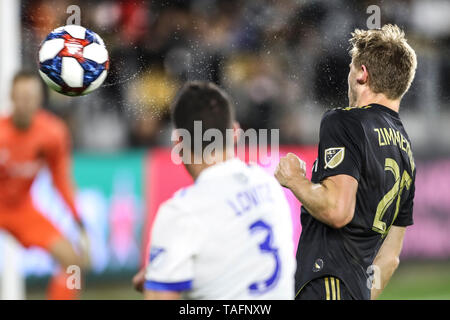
38, 25, 109, 96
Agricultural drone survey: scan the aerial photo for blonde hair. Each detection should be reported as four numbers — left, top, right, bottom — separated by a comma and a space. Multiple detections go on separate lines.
349, 24, 417, 100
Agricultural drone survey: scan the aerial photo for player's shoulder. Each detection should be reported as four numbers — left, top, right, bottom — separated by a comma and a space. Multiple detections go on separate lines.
322, 105, 373, 121
159, 185, 199, 215
154, 186, 207, 234
162, 187, 189, 207
155, 192, 191, 225
243, 161, 267, 176
321, 106, 369, 133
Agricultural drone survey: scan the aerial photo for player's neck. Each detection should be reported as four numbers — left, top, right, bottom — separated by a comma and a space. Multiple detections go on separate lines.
185, 150, 234, 181
11, 114, 33, 130
356, 92, 400, 113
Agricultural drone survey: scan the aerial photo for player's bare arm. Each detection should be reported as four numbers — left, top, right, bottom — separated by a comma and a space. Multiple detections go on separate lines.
275, 153, 357, 229
371, 226, 406, 300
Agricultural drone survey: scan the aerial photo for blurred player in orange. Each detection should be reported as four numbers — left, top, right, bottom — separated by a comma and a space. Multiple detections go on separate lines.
0, 71, 86, 299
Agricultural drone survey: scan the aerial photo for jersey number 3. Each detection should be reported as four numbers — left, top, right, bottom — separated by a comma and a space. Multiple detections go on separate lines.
372, 158, 412, 237
248, 220, 281, 295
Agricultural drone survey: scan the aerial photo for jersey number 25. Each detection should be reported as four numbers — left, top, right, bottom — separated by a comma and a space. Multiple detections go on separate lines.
372, 158, 412, 237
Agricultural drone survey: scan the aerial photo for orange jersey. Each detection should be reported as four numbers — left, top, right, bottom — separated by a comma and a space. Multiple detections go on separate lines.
0, 110, 79, 221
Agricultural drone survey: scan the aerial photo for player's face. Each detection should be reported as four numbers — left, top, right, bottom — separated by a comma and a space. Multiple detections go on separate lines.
11, 78, 43, 129
347, 62, 358, 107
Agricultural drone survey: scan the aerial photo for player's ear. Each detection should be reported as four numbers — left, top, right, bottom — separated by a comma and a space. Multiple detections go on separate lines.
171, 129, 182, 145
356, 64, 369, 85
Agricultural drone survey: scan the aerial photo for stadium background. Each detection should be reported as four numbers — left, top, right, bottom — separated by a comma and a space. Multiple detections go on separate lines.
0, 0, 449, 299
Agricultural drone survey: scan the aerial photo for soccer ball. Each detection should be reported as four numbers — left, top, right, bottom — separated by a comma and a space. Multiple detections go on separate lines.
38, 25, 109, 96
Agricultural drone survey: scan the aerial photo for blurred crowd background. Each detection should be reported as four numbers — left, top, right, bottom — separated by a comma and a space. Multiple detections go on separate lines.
20, 0, 450, 154
4, 0, 450, 299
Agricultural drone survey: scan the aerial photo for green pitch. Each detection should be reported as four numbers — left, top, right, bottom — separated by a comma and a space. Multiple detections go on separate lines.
379, 261, 450, 300
26, 262, 450, 300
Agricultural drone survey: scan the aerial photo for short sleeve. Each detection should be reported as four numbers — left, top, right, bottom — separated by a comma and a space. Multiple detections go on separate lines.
318, 110, 364, 182
393, 174, 415, 227
144, 200, 199, 292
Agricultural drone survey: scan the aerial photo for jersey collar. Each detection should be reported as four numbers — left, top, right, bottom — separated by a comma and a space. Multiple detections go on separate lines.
368, 103, 400, 118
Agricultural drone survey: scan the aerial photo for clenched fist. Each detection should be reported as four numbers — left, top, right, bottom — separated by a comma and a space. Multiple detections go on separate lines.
275, 153, 306, 189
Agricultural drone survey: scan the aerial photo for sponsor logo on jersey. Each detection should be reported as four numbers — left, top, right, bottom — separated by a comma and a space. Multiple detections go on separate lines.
312, 258, 324, 272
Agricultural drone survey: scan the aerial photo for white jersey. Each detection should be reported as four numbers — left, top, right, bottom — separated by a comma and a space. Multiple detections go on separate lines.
144, 159, 295, 299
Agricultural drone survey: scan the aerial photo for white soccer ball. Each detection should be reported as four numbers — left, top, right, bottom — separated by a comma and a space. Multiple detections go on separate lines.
38, 25, 109, 96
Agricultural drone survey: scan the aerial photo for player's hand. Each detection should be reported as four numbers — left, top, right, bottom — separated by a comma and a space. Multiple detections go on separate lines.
275, 153, 306, 189
132, 268, 146, 293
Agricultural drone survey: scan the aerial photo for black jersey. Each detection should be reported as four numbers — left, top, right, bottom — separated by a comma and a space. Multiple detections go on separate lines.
295, 104, 416, 300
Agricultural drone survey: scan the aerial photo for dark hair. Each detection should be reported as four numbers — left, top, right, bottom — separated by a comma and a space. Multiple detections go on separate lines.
171, 81, 235, 151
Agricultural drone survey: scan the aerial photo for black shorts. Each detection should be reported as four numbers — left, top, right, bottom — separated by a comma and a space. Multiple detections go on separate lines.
295, 276, 354, 300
